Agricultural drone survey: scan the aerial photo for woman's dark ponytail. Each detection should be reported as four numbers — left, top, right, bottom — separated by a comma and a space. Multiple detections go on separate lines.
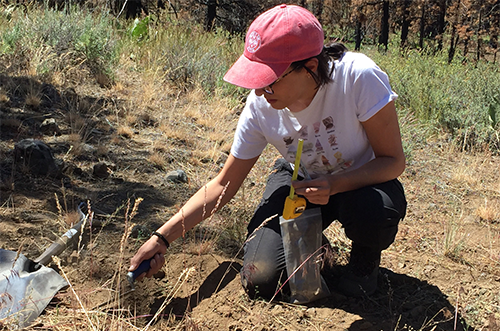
324, 42, 348, 60
291, 42, 348, 89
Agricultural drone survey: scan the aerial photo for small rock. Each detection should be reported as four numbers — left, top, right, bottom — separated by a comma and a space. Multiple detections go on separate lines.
166, 169, 188, 183
40, 118, 61, 136
358, 321, 373, 330
130, 225, 151, 239
82, 144, 96, 153
153, 270, 166, 280
93, 162, 114, 178
14, 139, 60, 177
70, 251, 79, 264
217, 305, 232, 317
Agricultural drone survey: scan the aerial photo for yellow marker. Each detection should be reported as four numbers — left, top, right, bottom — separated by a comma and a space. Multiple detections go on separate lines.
282, 139, 307, 220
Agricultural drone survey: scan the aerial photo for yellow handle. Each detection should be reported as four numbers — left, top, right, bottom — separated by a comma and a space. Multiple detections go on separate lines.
282, 139, 306, 220
289, 139, 304, 199
283, 195, 307, 220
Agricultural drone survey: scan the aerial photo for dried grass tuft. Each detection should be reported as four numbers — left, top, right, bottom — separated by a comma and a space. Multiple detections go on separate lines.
118, 125, 134, 139
25, 92, 41, 108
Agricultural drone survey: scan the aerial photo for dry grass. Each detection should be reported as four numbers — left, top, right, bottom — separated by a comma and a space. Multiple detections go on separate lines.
25, 92, 41, 109
66, 132, 86, 157
3, 98, 499, 330
117, 125, 134, 139
66, 111, 87, 135
0, 90, 10, 104
148, 152, 169, 170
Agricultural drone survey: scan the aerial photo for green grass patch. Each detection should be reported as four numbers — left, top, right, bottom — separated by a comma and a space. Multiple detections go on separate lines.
0, 4, 119, 80
120, 18, 246, 100
369, 48, 500, 153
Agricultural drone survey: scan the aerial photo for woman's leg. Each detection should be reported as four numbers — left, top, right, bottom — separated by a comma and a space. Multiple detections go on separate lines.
321, 179, 407, 296
241, 158, 407, 299
241, 159, 292, 300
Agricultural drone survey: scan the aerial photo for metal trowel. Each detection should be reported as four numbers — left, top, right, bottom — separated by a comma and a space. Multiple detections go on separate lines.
0, 204, 87, 329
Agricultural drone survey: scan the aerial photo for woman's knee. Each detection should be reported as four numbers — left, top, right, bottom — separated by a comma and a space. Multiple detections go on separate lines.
241, 225, 288, 300
240, 259, 287, 300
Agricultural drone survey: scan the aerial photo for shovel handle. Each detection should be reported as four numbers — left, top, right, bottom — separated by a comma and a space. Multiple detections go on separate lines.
34, 219, 84, 266
289, 139, 304, 199
127, 258, 153, 284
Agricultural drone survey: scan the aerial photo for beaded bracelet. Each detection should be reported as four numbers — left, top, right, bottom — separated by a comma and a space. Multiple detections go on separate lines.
152, 231, 170, 248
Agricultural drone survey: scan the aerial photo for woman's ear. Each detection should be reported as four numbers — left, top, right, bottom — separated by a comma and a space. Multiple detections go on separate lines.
304, 58, 319, 73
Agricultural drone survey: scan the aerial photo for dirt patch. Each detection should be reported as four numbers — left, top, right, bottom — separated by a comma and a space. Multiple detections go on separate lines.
1, 74, 499, 331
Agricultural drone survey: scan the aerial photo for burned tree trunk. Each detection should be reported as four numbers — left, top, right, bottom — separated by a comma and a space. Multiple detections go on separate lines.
378, 0, 389, 51
206, 0, 216, 31
419, 0, 426, 49
355, 19, 362, 51
436, 0, 447, 51
128, 0, 148, 19
400, 0, 412, 48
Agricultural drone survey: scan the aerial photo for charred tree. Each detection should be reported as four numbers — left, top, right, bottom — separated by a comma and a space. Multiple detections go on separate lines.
436, 0, 447, 51
128, 0, 148, 19
355, 19, 363, 50
353, 9, 366, 51
314, 0, 324, 22
206, 0, 217, 31
419, 0, 426, 49
400, 0, 412, 48
476, 1, 483, 63
378, 0, 389, 50
448, 0, 461, 64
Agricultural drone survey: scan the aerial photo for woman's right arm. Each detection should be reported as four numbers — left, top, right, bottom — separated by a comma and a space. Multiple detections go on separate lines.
128, 153, 259, 279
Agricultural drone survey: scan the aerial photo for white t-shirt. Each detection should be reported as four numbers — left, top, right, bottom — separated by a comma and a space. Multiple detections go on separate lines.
230, 52, 398, 177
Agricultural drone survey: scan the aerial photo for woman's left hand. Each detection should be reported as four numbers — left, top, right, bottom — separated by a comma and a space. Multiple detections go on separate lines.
292, 176, 336, 205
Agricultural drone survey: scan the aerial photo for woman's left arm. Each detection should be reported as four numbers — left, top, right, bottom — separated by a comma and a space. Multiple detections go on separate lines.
294, 100, 405, 204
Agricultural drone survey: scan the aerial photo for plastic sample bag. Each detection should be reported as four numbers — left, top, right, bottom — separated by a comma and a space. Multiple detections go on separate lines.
280, 208, 330, 304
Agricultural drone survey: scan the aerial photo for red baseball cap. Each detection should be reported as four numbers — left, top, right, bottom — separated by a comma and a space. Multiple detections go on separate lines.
223, 4, 324, 89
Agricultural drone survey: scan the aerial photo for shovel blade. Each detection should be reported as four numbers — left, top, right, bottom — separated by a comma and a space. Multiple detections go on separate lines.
0, 249, 68, 329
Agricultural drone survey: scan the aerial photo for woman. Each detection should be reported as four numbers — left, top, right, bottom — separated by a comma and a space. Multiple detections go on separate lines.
129, 4, 407, 300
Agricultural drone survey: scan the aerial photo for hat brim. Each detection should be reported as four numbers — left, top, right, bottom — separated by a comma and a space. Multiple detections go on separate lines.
223, 54, 291, 90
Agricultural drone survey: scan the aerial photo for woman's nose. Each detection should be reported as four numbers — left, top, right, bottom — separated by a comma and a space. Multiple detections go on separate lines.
255, 88, 265, 96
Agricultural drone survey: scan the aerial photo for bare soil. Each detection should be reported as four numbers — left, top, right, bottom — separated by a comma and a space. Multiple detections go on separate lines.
1, 72, 499, 331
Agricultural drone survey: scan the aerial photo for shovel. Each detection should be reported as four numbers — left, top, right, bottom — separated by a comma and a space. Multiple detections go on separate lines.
0, 204, 87, 329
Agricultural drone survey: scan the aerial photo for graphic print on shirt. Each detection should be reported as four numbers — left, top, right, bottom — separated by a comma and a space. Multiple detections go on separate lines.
285, 113, 353, 176
313, 122, 321, 134
334, 151, 354, 170
328, 134, 338, 147
299, 126, 308, 138
303, 141, 314, 154
315, 139, 324, 152
283, 136, 294, 147
286, 143, 297, 164
322, 116, 335, 130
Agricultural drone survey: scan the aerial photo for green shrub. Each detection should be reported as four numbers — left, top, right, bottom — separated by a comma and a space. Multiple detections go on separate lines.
0, 4, 118, 79
121, 20, 246, 99
370, 49, 500, 153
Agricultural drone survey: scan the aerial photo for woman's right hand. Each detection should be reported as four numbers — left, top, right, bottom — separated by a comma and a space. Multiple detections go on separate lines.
128, 235, 168, 281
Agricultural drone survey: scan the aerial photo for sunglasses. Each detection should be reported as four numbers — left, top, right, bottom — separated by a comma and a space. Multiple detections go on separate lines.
263, 66, 301, 94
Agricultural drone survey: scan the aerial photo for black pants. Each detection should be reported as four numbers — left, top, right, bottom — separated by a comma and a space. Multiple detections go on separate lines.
241, 159, 407, 300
